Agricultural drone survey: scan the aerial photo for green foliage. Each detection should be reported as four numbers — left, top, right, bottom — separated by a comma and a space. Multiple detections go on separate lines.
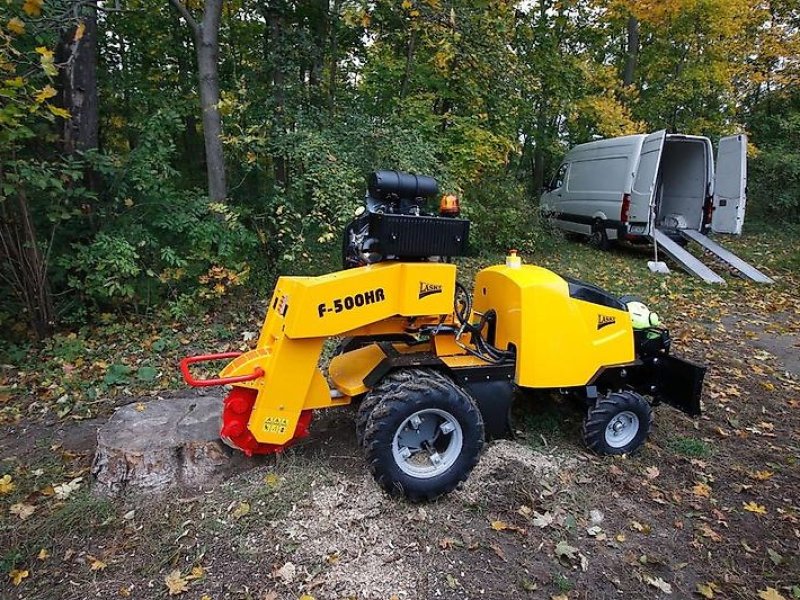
748, 91, 800, 221
55, 111, 257, 313
667, 436, 713, 458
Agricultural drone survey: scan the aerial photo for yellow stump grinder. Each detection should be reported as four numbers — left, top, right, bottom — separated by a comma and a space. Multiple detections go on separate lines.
181, 170, 705, 501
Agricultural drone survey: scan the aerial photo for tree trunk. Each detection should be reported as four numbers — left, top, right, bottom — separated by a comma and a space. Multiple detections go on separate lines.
622, 16, 639, 87
400, 29, 416, 100
264, 5, 287, 187
170, 0, 227, 202
58, 8, 99, 155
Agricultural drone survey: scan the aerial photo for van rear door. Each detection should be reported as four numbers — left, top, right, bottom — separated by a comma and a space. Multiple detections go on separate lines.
629, 130, 666, 233
712, 134, 747, 235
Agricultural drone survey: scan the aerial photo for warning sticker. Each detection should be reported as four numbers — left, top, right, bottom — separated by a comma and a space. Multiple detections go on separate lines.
263, 417, 288, 434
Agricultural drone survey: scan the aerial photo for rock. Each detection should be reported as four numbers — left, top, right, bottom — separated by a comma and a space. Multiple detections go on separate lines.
91, 395, 241, 496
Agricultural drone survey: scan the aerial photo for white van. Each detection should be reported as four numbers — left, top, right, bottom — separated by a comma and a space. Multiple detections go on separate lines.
540, 131, 747, 248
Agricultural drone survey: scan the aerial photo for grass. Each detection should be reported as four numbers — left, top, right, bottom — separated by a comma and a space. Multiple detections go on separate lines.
666, 436, 713, 458
0, 491, 114, 572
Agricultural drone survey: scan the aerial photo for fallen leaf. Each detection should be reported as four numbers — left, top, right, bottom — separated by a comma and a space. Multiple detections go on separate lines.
645, 575, 673, 594
630, 520, 651, 534
9, 569, 29, 586
751, 470, 774, 481
37, 548, 49, 560
88, 555, 107, 571
231, 501, 250, 519
758, 588, 786, 600
532, 511, 554, 528
0, 474, 15, 494
264, 473, 279, 486
696, 582, 717, 598
274, 562, 296, 584
767, 548, 784, 565
10, 502, 36, 520
299, 596, 316, 600
263, 592, 278, 600
616, 533, 626, 543
697, 523, 721, 542
743, 501, 767, 515
135, 403, 146, 412
164, 569, 188, 595
186, 566, 204, 580
554, 540, 578, 561
445, 574, 458, 588
692, 482, 712, 498
645, 466, 660, 479
490, 519, 508, 531
53, 477, 82, 500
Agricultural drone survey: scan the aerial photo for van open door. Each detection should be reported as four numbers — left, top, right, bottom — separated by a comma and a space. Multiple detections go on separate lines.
711, 134, 747, 235
629, 130, 666, 231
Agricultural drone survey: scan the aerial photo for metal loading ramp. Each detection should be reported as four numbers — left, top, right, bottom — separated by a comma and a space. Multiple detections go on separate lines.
678, 229, 774, 284
650, 229, 726, 284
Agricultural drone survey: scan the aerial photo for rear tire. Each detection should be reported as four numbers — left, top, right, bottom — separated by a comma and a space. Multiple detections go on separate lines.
362, 369, 484, 501
582, 391, 652, 455
589, 219, 612, 251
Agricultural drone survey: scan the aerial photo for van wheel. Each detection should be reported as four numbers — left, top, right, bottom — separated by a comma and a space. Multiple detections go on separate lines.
589, 220, 612, 251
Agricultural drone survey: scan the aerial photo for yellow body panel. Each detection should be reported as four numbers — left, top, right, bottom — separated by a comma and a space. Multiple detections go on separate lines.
472, 265, 634, 388
220, 261, 457, 444
328, 344, 387, 397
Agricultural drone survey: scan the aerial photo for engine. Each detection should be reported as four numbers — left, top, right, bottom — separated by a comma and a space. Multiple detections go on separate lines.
342, 170, 470, 268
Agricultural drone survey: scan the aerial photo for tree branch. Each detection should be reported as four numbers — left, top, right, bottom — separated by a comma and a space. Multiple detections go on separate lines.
169, 0, 199, 36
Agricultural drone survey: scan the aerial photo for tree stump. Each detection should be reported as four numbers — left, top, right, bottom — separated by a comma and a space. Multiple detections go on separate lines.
92, 395, 240, 496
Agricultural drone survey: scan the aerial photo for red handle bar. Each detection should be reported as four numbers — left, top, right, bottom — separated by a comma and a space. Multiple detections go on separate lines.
180, 352, 265, 387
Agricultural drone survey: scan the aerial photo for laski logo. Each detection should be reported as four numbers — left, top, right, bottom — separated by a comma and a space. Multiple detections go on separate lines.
597, 314, 616, 330
419, 282, 443, 299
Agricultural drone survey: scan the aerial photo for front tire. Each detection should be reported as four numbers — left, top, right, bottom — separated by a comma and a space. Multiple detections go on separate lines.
582, 391, 653, 455
362, 369, 484, 501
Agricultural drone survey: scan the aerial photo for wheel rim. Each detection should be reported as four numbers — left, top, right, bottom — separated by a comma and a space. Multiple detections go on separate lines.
604, 410, 640, 448
392, 408, 463, 479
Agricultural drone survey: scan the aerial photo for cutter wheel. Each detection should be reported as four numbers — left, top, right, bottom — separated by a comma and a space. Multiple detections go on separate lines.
220, 387, 312, 456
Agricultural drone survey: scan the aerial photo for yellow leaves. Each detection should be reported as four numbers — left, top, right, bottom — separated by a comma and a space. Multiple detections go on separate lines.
23, 0, 43, 17
264, 473, 279, 486
74, 22, 86, 42
164, 569, 188, 595
88, 555, 107, 571
230, 501, 250, 519
36, 46, 57, 77
135, 402, 146, 412
37, 548, 49, 560
696, 582, 718, 598
692, 482, 712, 498
186, 566, 204, 580
47, 105, 71, 119
9, 569, 29, 586
34, 85, 57, 103
10, 502, 36, 520
758, 588, 786, 600
0, 474, 15, 494
489, 519, 525, 534
750, 470, 774, 481
7, 18, 25, 35
742, 501, 767, 515
35, 46, 53, 60
490, 519, 508, 531
298, 596, 316, 600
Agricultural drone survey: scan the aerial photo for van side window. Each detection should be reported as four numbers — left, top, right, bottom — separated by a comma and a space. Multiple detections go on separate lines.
551, 164, 567, 190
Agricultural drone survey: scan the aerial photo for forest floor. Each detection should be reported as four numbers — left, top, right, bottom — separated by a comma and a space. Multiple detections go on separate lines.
1, 226, 799, 600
